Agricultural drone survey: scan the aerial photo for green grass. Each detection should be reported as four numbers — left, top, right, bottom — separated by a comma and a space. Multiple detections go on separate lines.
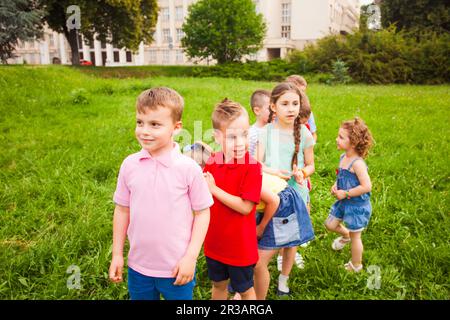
0, 65, 449, 300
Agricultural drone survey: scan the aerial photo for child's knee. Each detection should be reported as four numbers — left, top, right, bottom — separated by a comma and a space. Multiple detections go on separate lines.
212, 280, 228, 290
324, 220, 334, 230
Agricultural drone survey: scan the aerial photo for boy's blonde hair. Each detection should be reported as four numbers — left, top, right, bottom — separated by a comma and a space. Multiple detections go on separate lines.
250, 89, 271, 112
341, 117, 374, 158
212, 98, 248, 130
136, 87, 184, 122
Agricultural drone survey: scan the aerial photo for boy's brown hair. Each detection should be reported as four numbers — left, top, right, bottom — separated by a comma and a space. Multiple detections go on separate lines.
136, 87, 184, 122
212, 98, 248, 130
341, 117, 374, 158
250, 89, 271, 112
299, 101, 311, 120
285, 75, 307, 89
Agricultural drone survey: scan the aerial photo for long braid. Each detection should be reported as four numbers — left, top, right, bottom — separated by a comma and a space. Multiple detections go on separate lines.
291, 91, 303, 169
268, 107, 275, 123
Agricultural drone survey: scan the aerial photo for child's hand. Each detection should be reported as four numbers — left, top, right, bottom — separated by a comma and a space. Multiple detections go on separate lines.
292, 164, 305, 185
334, 190, 346, 200
331, 183, 338, 195
203, 171, 216, 192
256, 224, 266, 240
276, 169, 292, 181
109, 255, 124, 283
172, 255, 196, 286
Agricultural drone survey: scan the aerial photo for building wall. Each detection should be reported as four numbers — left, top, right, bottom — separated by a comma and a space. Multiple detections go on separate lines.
8, 0, 360, 66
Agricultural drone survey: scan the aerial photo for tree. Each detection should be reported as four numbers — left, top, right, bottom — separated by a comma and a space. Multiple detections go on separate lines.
181, 0, 266, 64
380, 0, 450, 33
0, 0, 44, 63
39, 0, 158, 65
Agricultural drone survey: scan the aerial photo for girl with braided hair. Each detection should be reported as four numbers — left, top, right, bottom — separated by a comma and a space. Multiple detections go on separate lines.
253, 82, 315, 299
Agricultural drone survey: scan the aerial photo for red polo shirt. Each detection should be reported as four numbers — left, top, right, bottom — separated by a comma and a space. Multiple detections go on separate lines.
203, 152, 262, 266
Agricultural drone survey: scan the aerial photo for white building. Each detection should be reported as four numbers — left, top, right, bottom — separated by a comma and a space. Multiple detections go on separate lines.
8, 0, 360, 65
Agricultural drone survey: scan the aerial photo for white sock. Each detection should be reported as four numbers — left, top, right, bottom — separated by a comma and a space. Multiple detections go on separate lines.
278, 274, 289, 293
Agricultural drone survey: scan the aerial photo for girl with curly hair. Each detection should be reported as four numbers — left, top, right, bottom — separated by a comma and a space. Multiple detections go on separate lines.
325, 117, 374, 273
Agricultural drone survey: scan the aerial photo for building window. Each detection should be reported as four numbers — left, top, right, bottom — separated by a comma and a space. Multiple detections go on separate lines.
176, 28, 184, 41
175, 6, 183, 21
148, 49, 157, 63
163, 29, 171, 43
48, 34, 55, 48
281, 25, 291, 39
162, 7, 170, 21
113, 51, 119, 62
162, 50, 170, 63
126, 51, 132, 62
281, 3, 291, 25
176, 50, 184, 63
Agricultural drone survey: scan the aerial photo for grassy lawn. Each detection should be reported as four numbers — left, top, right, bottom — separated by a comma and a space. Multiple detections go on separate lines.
0, 65, 448, 300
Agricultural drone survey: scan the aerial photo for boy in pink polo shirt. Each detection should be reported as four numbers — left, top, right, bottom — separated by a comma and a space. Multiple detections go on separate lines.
109, 87, 213, 300
203, 98, 263, 300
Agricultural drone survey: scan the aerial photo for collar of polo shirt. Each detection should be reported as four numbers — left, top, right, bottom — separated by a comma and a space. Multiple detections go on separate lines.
207, 151, 251, 169
138, 143, 181, 168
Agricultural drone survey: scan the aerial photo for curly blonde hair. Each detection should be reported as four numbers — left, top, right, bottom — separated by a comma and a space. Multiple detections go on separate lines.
341, 117, 374, 158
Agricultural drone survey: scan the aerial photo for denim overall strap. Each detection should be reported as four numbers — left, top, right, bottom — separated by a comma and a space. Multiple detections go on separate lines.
347, 157, 362, 171
338, 153, 345, 168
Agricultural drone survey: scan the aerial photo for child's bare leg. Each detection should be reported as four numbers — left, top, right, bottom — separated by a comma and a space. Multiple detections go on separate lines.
325, 217, 350, 239
254, 249, 278, 300
349, 231, 363, 267
281, 246, 296, 276
211, 280, 228, 300
239, 287, 256, 300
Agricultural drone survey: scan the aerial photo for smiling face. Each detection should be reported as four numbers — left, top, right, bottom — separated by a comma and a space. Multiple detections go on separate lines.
214, 113, 250, 162
336, 127, 352, 151
271, 90, 300, 126
135, 107, 181, 156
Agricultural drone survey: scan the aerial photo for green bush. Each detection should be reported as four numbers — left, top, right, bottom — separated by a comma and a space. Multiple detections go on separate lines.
292, 26, 450, 84
328, 59, 352, 84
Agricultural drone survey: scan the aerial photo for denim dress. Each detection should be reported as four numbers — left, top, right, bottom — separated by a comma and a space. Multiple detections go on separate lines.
328, 155, 372, 232
257, 186, 315, 250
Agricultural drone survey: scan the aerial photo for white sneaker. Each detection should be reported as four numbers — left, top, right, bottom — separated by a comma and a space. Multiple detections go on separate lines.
331, 236, 351, 251
277, 255, 283, 271
295, 252, 305, 269
300, 241, 310, 248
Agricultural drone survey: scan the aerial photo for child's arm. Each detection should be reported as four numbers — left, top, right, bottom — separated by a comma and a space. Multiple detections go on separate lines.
109, 204, 130, 283
331, 181, 338, 195
334, 160, 372, 200
204, 172, 255, 215
172, 208, 210, 285
256, 185, 280, 239
293, 146, 315, 185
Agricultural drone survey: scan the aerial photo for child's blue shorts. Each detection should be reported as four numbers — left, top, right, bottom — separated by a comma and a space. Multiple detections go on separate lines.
328, 200, 372, 232
257, 186, 315, 250
127, 267, 195, 300
205, 257, 255, 293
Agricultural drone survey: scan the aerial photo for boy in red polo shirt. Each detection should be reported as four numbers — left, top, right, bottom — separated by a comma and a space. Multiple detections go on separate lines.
203, 98, 263, 300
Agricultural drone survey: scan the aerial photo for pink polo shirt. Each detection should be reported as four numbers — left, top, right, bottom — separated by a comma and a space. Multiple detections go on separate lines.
113, 143, 213, 278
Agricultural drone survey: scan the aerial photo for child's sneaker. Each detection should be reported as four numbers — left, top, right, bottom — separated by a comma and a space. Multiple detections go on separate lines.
295, 252, 305, 269
331, 236, 351, 251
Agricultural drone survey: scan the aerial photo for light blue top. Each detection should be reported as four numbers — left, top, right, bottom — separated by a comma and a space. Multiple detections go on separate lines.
259, 123, 315, 204
307, 112, 317, 133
